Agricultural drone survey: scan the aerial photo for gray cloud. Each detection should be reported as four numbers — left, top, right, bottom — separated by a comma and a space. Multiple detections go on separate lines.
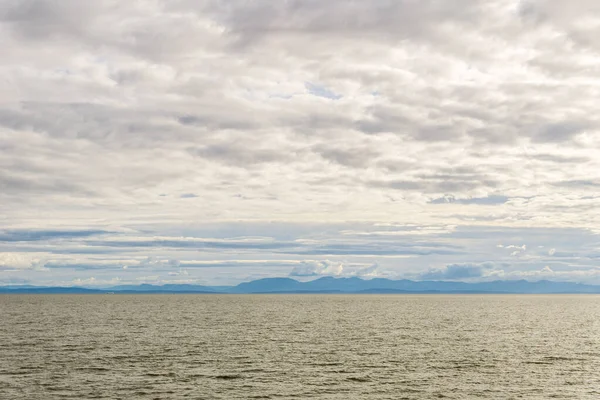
553, 180, 600, 189
429, 195, 509, 205
1, 0, 599, 285
534, 121, 591, 143
530, 154, 591, 164
312, 144, 380, 168
0, 229, 109, 242
188, 143, 288, 166
368, 176, 500, 195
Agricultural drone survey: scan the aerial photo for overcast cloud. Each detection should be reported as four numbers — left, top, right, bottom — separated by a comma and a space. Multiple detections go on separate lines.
1, 0, 599, 286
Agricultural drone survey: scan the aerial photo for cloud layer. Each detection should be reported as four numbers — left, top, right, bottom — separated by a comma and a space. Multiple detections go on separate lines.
1, 0, 599, 285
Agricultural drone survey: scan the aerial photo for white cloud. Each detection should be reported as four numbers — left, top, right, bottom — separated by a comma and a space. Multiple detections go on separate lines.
0, 252, 47, 271
490, 265, 600, 284
0, 253, 34, 270
136, 257, 180, 268
418, 262, 496, 281
290, 260, 345, 277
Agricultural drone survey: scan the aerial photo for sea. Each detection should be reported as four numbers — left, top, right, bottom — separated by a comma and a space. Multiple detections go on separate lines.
1, 294, 599, 399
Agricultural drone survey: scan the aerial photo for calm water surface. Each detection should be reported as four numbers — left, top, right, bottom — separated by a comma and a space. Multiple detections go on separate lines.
1, 294, 599, 399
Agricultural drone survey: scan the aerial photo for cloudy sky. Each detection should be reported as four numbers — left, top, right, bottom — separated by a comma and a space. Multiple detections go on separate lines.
1, 0, 599, 286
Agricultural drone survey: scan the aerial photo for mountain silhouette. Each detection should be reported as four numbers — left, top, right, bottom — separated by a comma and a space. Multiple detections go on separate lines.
2, 277, 600, 294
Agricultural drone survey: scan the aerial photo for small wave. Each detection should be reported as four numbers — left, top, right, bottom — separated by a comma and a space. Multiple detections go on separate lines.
214, 374, 243, 380
311, 362, 343, 366
542, 356, 584, 362
347, 376, 370, 382
78, 367, 111, 372
144, 372, 176, 377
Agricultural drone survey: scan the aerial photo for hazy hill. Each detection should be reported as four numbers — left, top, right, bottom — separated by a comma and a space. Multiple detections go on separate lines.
2, 277, 600, 294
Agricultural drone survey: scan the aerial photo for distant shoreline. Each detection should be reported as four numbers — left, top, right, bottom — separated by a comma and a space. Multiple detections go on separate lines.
2, 290, 599, 295
3, 276, 600, 295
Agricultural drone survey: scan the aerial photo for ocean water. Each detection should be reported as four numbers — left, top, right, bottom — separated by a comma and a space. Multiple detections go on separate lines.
1, 295, 599, 399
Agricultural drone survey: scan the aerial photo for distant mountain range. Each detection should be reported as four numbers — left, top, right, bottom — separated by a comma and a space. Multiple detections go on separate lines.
2, 277, 600, 294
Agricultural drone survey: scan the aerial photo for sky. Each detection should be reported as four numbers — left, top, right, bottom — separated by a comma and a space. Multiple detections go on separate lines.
1, 0, 599, 287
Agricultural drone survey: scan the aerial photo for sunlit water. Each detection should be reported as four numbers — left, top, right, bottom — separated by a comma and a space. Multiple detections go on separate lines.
1, 294, 599, 399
